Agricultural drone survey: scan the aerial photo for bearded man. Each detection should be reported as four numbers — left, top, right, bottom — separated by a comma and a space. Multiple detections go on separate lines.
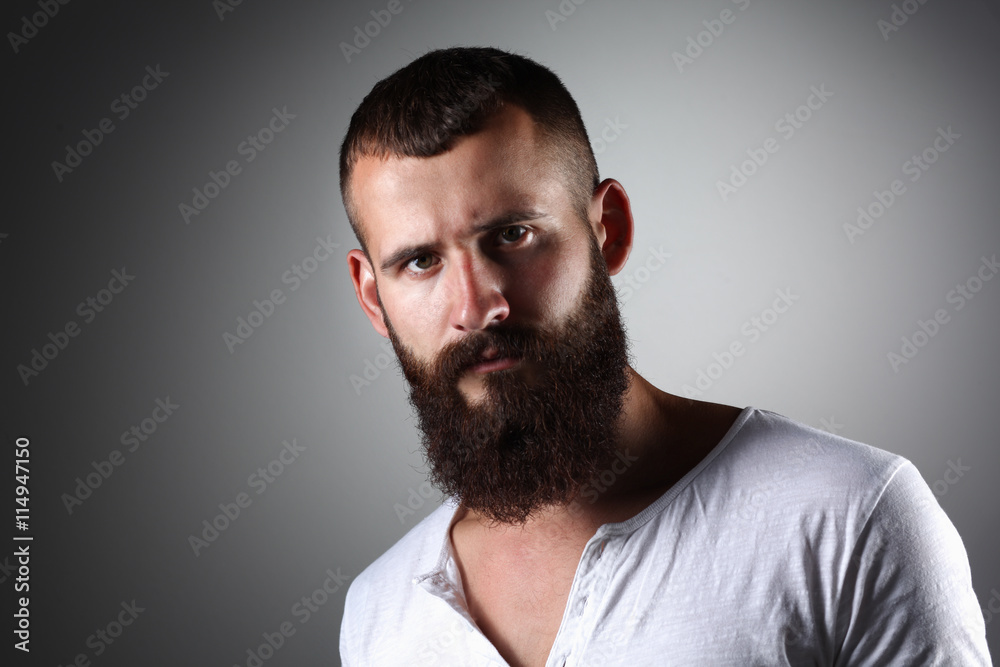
337, 47, 990, 666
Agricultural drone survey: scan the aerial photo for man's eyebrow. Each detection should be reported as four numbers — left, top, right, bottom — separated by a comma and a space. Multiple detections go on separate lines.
378, 209, 545, 273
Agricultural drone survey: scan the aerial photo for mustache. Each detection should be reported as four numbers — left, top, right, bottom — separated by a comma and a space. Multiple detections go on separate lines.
434, 325, 543, 382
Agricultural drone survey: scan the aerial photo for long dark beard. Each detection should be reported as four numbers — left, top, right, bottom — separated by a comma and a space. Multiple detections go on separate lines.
384, 238, 631, 525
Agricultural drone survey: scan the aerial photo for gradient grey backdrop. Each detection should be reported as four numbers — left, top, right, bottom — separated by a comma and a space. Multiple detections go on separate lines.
5, 0, 1000, 664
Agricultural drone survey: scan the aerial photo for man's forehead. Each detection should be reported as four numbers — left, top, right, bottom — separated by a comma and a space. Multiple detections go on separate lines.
350, 106, 565, 259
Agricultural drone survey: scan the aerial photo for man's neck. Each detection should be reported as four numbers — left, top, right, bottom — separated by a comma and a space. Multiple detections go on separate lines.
454, 367, 742, 538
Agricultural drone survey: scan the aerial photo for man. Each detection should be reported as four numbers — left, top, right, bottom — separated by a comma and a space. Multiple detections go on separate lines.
338, 47, 990, 666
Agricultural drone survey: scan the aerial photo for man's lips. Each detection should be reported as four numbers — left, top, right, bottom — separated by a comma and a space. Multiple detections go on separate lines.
467, 348, 521, 374
469, 356, 520, 374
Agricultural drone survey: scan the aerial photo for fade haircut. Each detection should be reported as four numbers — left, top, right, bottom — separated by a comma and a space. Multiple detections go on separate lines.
339, 46, 600, 255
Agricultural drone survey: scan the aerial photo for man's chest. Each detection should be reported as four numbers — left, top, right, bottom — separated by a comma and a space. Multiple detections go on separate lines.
452, 529, 590, 667
449, 533, 831, 667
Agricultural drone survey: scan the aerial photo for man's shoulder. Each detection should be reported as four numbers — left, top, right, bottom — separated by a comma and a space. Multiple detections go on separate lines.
731, 406, 909, 479
730, 409, 990, 663
710, 406, 915, 517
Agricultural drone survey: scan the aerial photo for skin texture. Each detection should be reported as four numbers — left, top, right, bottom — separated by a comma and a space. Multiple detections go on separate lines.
346, 104, 742, 667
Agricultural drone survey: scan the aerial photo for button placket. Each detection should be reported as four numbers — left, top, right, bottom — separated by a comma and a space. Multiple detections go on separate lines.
570, 536, 622, 661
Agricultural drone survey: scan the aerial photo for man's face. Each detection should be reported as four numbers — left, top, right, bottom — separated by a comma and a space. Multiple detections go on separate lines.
348, 105, 631, 523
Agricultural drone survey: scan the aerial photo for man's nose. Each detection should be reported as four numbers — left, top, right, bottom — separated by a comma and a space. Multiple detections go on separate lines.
447, 254, 509, 332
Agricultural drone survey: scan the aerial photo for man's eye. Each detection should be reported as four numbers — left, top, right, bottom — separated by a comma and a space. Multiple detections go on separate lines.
407, 254, 436, 272
497, 225, 526, 244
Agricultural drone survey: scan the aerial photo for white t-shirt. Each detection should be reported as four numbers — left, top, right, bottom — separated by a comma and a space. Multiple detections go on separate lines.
339, 407, 991, 666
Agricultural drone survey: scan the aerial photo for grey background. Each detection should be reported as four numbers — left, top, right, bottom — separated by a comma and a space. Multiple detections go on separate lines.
4, 0, 999, 664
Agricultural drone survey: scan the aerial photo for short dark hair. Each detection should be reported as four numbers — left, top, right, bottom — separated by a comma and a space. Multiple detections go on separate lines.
339, 46, 600, 254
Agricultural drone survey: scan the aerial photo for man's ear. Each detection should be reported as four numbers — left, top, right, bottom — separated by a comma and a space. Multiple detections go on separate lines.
347, 249, 389, 338
589, 178, 634, 276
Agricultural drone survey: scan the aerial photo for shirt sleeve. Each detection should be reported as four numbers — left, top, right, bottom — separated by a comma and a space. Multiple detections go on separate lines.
339, 577, 367, 667
834, 461, 991, 666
